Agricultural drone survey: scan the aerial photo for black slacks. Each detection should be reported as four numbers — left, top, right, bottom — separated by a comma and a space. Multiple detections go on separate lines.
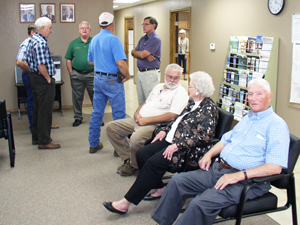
124, 139, 171, 205
30, 73, 55, 145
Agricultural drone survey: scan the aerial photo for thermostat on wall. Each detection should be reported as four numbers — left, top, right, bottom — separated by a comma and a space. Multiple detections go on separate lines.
210, 43, 216, 50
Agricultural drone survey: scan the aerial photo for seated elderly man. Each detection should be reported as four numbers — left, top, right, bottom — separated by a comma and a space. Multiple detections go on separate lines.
106, 63, 189, 176
151, 78, 290, 225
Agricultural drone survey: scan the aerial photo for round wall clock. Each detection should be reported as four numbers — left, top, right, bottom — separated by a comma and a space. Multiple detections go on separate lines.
268, 0, 285, 15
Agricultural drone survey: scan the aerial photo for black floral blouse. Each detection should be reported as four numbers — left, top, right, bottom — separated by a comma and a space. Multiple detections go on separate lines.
162, 97, 219, 172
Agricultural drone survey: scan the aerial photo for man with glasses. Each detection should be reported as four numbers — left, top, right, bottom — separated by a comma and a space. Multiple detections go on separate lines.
65, 21, 95, 127
131, 16, 161, 106
106, 64, 188, 176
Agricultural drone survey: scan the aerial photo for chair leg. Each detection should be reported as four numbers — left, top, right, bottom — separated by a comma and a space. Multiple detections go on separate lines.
289, 176, 298, 225
7, 112, 15, 168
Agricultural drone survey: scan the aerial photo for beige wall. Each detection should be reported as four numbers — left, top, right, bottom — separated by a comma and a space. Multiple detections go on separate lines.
114, 0, 300, 137
0, 0, 112, 111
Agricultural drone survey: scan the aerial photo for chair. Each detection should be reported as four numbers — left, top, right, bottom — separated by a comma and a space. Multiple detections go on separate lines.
182, 107, 234, 171
214, 133, 300, 225
0, 99, 16, 167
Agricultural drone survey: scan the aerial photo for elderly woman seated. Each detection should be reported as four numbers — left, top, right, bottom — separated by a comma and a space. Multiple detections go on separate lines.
103, 71, 219, 214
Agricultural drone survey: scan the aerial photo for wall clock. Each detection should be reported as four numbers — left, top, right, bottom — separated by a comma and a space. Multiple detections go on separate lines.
268, 0, 285, 15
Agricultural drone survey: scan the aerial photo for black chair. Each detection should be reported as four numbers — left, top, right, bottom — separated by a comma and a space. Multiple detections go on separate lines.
214, 133, 300, 225
0, 99, 16, 167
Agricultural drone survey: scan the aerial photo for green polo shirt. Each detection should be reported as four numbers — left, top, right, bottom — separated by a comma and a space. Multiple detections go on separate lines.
65, 36, 94, 71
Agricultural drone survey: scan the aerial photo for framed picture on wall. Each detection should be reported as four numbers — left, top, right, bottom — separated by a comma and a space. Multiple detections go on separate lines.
20, 3, 36, 23
60, 3, 75, 23
40, 4, 56, 23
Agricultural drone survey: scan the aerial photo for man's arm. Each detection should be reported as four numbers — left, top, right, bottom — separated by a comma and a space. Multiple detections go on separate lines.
199, 141, 225, 171
37, 64, 52, 83
136, 112, 178, 126
66, 59, 73, 74
116, 59, 130, 82
131, 48, 152, 59
16, 60, 30, 72
215, 163, 282, 190
88, 61, 94, 67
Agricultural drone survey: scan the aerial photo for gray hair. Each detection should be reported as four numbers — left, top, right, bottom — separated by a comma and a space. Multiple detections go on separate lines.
27, 24, 36, 35
35, 17, 51, 30
248, 79, 270, 93
190, 71, 215, 97
164, 63, 182, 76
79, 21, 91, 29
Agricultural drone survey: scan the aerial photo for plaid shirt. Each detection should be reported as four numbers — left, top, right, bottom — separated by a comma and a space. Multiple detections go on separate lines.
26, 32, 56, 75
16, 37, 31, 61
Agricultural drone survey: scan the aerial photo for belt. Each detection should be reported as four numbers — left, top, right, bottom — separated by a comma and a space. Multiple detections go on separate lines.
138, 67, 159, 72
95, 72, 117, 77
219, 158, 240, 172
73, 68, 94, 74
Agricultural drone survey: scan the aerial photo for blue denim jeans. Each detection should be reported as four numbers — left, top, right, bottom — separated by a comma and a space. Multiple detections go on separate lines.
178, 54, 187, 74
89, 73, 126, 147
22, 71, 33, 131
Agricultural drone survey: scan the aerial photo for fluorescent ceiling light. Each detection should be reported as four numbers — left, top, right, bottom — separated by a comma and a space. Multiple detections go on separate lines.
113, 5, 119, 8
114, 0, 141, 3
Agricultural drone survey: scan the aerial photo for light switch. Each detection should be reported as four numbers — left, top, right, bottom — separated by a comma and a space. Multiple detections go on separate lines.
210, 43, 216, 50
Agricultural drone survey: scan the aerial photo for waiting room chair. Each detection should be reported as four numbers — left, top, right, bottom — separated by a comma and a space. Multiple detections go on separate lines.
213, 133, 300, 225
0, 99, 16, 167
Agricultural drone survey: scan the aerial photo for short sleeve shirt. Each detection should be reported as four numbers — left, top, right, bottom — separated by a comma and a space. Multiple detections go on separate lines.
16, 37, 30, 61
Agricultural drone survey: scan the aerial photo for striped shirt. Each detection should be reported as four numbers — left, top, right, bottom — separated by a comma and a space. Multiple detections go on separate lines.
16, 37, 31, 61
26, 32, 56, 75
220, 106, 289, 170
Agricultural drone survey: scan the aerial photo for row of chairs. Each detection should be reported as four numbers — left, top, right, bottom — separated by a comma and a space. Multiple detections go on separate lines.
0, 99, 15, 167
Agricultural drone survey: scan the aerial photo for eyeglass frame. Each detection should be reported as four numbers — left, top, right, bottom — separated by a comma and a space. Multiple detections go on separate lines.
166, 75, 180, 81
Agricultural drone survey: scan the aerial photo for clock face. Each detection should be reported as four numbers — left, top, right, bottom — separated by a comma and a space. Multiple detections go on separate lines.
268, 0, 285, 15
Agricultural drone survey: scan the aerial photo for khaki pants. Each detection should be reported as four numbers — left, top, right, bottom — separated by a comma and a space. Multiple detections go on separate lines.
106, 118, 157, 169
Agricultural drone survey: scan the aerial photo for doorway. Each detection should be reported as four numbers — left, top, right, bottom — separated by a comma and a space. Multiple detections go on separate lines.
124, 16, 134, 77
170, 8, 191, 80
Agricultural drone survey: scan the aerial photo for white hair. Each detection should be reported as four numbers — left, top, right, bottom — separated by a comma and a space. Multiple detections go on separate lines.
35, 17, 51, 30
79, 21, 91, 29
189, 71, 215, 97
164, 63, 182, 76
248, 79, 270, 93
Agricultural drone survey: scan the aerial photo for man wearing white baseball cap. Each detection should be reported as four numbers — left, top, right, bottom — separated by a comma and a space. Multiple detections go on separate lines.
87, 12, 130, 154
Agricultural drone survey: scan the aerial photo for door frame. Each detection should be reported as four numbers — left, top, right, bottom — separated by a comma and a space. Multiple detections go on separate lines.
124, 16, 135, 80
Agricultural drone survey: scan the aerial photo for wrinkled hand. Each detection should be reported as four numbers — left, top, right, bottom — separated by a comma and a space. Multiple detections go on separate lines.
122, 77, 129, 83
199, 154, 212, 171
146, 54, 155, 62
134, 113, 142, 121
185, 55, 188, 60
136, 117, 147, 126
152, 131, 166, 143
214, 172, 244, 190
162, 144, 178, 160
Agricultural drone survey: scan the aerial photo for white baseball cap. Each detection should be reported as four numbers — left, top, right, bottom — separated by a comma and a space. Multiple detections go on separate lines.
179, 29, 186, 34
99, 12, 114, 27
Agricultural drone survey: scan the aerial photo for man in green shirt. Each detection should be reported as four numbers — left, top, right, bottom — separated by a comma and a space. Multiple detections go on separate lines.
65, 21, 95, 127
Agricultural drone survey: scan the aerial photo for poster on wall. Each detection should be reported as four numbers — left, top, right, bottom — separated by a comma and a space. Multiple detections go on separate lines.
20, 3, 36, 23
60, 4, 75, 23
40, 4, 56, 23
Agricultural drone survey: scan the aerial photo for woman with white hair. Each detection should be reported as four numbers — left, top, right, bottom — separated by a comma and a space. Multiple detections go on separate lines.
178, 29, 189, 80
103, 71, 219, 215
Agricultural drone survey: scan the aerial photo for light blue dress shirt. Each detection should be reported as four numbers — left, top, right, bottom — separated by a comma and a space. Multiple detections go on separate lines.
220, 106, 289, 170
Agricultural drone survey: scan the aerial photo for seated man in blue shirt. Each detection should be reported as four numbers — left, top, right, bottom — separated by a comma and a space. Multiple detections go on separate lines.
152, 78, 290, 225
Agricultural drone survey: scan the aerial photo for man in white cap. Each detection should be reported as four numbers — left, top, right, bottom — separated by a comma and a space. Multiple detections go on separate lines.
87, 12, 130, 154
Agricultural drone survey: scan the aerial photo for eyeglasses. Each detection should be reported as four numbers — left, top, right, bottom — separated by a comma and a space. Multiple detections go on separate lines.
141, 23, 151, 26
80, 27, 90, 30
188, 85, 196, 89
167, 75, 180, 81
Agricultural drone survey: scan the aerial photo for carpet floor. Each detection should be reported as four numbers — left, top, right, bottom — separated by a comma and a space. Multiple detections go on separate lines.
0, 109, 279, 224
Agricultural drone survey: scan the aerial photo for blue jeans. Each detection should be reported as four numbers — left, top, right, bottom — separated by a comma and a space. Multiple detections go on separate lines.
89, 74, 126, 147
178, 54, 187, 74
22, 71, 33, 131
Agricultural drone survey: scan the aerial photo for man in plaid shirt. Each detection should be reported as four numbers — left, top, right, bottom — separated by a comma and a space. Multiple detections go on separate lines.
26, 17, 60, 149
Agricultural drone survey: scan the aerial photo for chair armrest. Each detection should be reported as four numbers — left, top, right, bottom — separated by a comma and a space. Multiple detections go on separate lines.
251, 173, 287, 184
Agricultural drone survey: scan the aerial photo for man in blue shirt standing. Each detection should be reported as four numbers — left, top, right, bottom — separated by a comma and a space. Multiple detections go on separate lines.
16, 24, 36, 132
26, 17, 60, 150
131, 16, 161, 106
152, 79, 290, 225
88, 12, 130, 154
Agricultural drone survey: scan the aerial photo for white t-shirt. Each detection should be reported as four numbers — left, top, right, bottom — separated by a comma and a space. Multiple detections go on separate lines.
139, 83, 188, 118
165, 100, 202, 143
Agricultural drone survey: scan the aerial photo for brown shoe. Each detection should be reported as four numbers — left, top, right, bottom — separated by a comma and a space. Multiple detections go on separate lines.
119, 163, 137, 176
117, 159, 130, 173
38, 142, 61, 149
89, 142, 103, 154
51, 124, 59, 129
32, 138, 52, 145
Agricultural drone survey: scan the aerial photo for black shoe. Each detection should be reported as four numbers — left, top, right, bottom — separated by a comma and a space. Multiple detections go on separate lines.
113, 150, 119, 157
143, 193, 161, 201
101, 121, 105, 126
73, 119, 82, 127
103, 202, 127, 215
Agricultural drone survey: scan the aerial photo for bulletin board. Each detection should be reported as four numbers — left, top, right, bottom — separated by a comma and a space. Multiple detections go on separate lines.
289, 14, 300, 108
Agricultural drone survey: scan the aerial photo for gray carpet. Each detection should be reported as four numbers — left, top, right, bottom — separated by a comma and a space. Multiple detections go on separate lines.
0, 109, 279, 225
